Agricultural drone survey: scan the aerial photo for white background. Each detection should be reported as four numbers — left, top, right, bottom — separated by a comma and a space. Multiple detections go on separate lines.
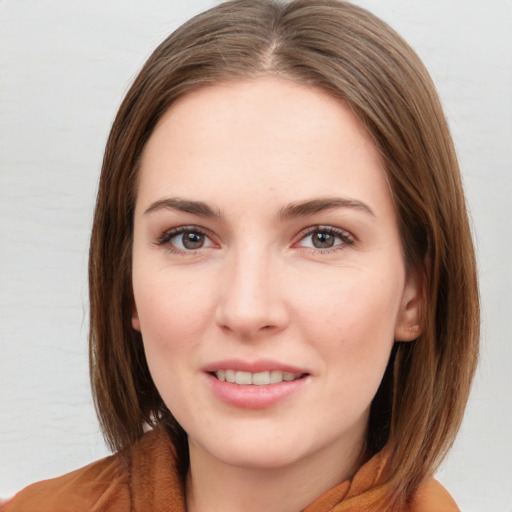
0, 1, 511, 509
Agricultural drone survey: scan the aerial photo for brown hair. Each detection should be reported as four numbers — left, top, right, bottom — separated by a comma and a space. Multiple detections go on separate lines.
89, 0, 479, 507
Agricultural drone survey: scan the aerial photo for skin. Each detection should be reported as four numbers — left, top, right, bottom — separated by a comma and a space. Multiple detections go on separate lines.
131, 77, 422, 512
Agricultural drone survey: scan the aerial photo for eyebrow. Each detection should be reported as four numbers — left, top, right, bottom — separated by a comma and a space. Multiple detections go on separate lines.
143, 196, 375, 220
279, 197, 375, 220
144, 198, 222, 218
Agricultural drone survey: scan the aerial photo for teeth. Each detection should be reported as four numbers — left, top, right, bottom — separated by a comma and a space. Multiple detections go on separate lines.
252, 371, 270, 386
270, 370, 283, 384
214, 369, 302, 385
235, 371, 252, 385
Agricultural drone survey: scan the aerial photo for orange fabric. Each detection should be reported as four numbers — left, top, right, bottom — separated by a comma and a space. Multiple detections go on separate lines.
303, 450, 459, 512
2, 428, 458, 512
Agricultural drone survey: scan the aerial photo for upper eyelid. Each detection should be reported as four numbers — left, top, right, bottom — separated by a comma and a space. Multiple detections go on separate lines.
295, 225, 355, 241
299, 225, 349, 234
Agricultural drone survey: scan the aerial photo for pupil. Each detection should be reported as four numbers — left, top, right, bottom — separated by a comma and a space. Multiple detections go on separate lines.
313, 231, 334, 248
183, 232, 204, 249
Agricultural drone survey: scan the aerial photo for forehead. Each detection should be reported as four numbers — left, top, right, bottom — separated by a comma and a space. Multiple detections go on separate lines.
137, 77, 393, 219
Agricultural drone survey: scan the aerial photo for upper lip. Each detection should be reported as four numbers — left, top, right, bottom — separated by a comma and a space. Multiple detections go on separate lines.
202, 358, 309, 375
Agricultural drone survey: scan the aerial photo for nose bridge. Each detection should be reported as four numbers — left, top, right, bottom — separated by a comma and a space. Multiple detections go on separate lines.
216, 241, 286, 337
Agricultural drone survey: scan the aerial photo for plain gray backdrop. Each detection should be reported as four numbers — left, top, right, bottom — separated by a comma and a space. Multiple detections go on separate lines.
1, 1, 511, 510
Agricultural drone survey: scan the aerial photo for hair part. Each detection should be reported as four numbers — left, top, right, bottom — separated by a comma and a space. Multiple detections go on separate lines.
89, 0, 479, 507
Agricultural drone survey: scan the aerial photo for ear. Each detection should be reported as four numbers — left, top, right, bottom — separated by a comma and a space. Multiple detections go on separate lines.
132, 304, 141, 332
394, 267, 425, 342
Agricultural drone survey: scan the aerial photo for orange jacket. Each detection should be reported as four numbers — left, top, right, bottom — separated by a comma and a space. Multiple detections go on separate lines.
2, 427, 459, 512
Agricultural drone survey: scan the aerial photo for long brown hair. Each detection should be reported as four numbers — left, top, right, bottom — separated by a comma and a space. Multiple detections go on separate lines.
89, 0, 479, 507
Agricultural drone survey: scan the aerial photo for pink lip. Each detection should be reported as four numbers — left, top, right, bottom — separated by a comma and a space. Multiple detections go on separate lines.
202, 358, 307, 374
202, 359, 310, 409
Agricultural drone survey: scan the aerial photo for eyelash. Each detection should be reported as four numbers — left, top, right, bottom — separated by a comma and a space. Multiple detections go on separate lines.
294, 225, 355, 253
156, 225, 355, 255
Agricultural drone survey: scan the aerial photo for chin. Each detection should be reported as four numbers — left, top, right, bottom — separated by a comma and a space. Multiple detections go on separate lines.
207, 444, 306, 470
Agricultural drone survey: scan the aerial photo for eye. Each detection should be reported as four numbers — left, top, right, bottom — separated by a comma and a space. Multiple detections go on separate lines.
158, 226, 215, 252
296, 226, 353, 251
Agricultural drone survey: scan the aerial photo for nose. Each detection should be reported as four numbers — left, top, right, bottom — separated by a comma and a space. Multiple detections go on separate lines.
215, 247, 289, 340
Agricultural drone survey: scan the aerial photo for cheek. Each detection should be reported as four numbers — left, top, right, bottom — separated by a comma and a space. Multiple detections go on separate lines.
133, 267, 216, 355
132, 268, 219, 416
292, 270, 400, 387
295, 270, 401, 341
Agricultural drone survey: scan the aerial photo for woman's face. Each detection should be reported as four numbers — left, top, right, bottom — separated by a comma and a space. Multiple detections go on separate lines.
132, 77, 421, 472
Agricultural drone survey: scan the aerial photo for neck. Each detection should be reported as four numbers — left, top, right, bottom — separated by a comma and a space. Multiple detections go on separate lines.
185, 438, 364, 512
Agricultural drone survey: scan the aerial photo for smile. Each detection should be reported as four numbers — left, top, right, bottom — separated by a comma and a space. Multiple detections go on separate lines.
214, 370, 304, 385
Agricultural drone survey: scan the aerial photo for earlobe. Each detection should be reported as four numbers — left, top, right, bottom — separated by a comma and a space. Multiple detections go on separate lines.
132, 307, 141, 332
394, 268, 425, 342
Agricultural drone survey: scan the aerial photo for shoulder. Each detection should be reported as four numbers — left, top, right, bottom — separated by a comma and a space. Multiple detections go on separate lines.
410, 477, 460, 512
1, 427, 184, 512
1, 451, 130, 512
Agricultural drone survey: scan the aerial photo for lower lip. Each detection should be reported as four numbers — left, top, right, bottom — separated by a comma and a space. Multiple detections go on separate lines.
205, 373, 309, 409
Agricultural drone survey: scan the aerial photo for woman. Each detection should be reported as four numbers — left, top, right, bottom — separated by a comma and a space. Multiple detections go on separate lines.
2, 0, 479, 510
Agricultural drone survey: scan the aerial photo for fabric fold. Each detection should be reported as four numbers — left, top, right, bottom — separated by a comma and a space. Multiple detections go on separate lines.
2, 427, 458, 512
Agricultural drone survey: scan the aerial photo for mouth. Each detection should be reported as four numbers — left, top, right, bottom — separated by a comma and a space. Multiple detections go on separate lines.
205, 362, 310, 408
212, 370, 307, 386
